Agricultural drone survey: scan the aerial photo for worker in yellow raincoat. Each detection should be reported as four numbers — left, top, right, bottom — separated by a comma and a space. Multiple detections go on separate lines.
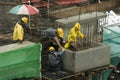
64, 22, 85, 50
13, 17, 28, 43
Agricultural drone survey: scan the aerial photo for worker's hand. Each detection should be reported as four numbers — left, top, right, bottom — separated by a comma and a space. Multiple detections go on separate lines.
63, 40, 66, 44
62, 48, 65, 52
59, 46, 65, 51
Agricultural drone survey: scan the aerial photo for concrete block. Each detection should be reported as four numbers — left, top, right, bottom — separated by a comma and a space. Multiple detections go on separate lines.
0, 41, 34, 53
62, 42, 110, 72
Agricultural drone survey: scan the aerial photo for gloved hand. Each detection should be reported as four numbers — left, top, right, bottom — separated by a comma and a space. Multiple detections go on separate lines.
62, 48, 65, 52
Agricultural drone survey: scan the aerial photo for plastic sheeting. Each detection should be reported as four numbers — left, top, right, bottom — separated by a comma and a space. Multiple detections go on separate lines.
103, 25, 120, 60
0, 41, 42, 80
101, 24, 120, 80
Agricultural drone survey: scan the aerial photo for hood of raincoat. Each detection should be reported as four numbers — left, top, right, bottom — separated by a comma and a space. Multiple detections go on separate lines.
57, 28, 64, 38
74, 22, 81, 30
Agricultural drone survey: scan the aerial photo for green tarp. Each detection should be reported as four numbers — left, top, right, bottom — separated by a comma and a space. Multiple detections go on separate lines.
0, 41, 42, 80
101, 24, 120, 80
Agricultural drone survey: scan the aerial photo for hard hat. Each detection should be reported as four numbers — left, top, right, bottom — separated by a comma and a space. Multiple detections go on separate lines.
74, 22, 80, 30
21, 17, 28, 24
57, 28, 64, 38
49, 46, 55, 51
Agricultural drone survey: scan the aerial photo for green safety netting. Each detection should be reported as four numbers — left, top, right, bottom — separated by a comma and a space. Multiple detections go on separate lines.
101, 24, 120, 80
99, 24, 120, 80
0, 42, 42, 80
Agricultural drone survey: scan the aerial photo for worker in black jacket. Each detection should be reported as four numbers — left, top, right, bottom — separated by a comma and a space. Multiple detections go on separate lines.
48, 46, 64, 71
42, 27, 64, 51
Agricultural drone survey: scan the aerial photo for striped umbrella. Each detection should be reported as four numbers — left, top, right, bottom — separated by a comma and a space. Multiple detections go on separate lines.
9, 4, 39, 29
9, 4, 39, 15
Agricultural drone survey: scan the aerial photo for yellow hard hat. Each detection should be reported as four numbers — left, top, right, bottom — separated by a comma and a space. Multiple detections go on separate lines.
74, 22, 80, 30
49, 46, 55, 51
57, 28, 64, 38
22, 17, 28, 24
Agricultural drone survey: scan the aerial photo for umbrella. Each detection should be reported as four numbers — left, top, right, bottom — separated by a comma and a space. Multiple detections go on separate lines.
9, 4, 39, 15
9, 4, 39, 29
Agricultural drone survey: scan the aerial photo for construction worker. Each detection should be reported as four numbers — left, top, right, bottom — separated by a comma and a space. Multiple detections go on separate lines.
64, 22, 85, 51
42, 27, 64, 51
13, 17, 28, 43
53, 28, 64, 50
48, 46, 64, 71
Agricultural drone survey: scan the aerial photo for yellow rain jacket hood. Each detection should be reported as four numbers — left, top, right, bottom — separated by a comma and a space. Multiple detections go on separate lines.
64, 23, 84, 48
74, 22, 80, 30
57, 28, 64, 38
13, 23, 24, 41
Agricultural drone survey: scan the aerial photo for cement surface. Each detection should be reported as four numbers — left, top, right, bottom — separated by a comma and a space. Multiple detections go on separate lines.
56, 12, 106, 24
0, 41, 35, 53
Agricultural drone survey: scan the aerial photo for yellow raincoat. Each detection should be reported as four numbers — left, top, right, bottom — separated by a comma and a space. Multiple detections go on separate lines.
64, 23, 84, 48
13, 23, 24, 41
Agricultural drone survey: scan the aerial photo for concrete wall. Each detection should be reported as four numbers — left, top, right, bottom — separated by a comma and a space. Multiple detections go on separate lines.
62, 42, 110, 72
49, 0, 119, 18
56, 12, 105, 42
